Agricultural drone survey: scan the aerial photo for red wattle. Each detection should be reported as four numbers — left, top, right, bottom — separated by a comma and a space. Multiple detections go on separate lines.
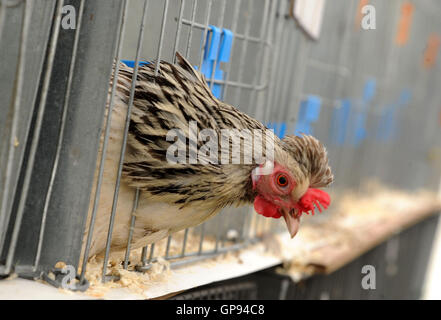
254, 195, 281, 219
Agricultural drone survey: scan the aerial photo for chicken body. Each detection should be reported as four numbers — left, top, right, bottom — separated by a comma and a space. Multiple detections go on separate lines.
83, 53, 333, 257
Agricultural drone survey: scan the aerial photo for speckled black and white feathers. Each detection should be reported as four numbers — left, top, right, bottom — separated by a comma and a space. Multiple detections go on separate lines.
109, 52, 333, 213
113, 53, 274, 212
281, 134, 334, 188
83, 53, 334, 257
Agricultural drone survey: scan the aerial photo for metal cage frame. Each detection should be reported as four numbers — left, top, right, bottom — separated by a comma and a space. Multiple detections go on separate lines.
81, 0, 282, 283
1, 0, 441, 296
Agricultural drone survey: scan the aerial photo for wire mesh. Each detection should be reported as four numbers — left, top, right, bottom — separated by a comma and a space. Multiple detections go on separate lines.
78, 0, 441, 283
85, 0, 278, 281
1, 0, 125, 283
0, 0, 58, 275
0, 0, 440, 298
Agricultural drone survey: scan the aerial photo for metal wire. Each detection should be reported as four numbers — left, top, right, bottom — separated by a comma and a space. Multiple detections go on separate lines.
81, 0, 129, 279
129, 0, 276, 271
0, 0, 33, 259
181, 19, 266, 44
208, 0, 227, 92
221, 0, 273, 247
33, 0, 86, 272
123, 188, 139, 269
184, 0, 198, 59
220, 0, 242, 99
134, 0, 170, 270
0, 1, 6, 44
191, 0, 214, 256
101, 0, 150, 281
251, 0, 277, 121
197, 0, 213, 69
151, 0, 186, 261
75, 0, 441, 285
208, 0, 227, 253
1, 1, 440, 296
135, 239, 258, 272
0, 0, 34, 273
232, 0, 255, 107
263, 0, 286, 122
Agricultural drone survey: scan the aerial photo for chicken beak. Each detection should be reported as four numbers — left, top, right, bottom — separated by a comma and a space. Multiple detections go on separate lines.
281, 208, 300, 238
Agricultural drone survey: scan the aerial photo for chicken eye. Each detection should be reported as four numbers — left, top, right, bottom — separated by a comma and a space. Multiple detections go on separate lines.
277, 174, 288, 187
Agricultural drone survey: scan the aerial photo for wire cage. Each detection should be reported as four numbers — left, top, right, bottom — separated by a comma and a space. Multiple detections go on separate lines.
0, 0, 125, 286
171, 213, 439, 300
1, 0, 441, 298
0, 0, 283, 288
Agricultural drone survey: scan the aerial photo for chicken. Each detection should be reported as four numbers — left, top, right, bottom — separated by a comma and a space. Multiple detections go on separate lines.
83, 52, 333, 258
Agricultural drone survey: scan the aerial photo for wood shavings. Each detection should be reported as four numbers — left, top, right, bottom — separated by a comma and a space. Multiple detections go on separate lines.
4, 273, 18, 281
278, 180, 441, 280
54, 261, 67, 269
70, 180, 441, 298
81, 229, 218, 298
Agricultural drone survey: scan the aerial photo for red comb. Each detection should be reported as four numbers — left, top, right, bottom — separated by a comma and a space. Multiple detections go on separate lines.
297, 188, 330, 216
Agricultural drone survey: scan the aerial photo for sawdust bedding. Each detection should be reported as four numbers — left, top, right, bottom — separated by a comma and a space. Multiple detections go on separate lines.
47, 180, 440, 298
276, 180, 440, 281
78, 230, 226, 298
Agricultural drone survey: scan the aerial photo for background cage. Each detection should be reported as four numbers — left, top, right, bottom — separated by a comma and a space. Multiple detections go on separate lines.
1, 0, 441, 299
172, 214, 439, 300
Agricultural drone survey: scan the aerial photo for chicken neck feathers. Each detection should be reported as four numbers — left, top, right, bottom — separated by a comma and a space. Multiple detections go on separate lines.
116, 53, 277, 212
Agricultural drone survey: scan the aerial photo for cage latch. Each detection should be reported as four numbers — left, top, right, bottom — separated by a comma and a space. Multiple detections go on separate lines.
200, 25, 233, 98
295, 95, 322, 136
